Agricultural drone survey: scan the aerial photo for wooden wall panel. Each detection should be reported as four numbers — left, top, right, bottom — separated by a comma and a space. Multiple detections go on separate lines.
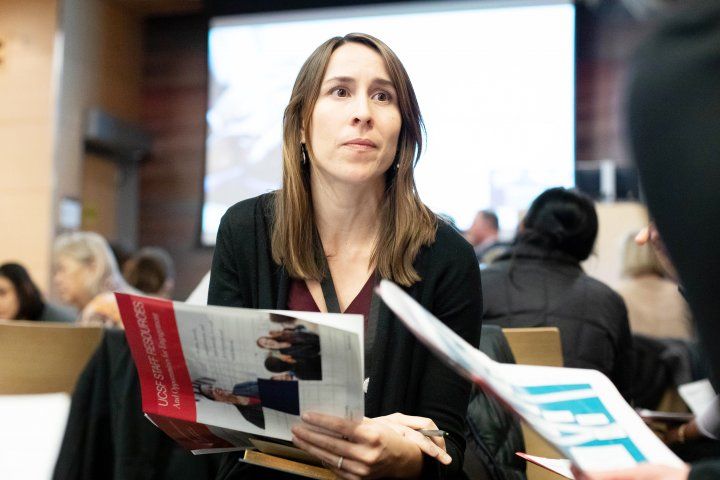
54, 0, 144, 253
81, 153, 120, 240
0, 0, 59, 292
140, 15, 212, 299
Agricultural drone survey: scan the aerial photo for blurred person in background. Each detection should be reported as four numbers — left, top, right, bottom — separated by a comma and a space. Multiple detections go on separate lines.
482, 187, 634, 400
109, 242, 132, 273
615, 231, 693, 339
0, 262, 75, 322
123, 246, 175, 299
576, 0, 720, 478
464, 209, 508, 264
633, 226, 719, 463
53, 231, 133, 328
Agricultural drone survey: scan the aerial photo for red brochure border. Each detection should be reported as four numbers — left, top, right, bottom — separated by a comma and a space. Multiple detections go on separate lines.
117, 293, 196, 422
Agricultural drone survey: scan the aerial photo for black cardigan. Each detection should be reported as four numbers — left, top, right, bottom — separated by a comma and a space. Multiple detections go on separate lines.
208, 193, 482, 479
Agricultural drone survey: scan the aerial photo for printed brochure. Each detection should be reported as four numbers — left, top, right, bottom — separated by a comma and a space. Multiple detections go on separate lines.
116, 293, 364, 456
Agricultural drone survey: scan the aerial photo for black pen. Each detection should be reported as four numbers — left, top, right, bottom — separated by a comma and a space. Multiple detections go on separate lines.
418, 429, 448, 437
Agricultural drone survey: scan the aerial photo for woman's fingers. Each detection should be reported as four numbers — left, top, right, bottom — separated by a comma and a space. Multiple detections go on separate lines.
327, 466, 362, 480
399, 426, 451, 465
635, 227, 650, 245
380, 412, 435, 430
373, 418, 449, 462
296, 412, 449, 476
375, 413, 447, 451
292, 422, 380, 471
292, 424, 356, 457
292, 429, 370, 478
301, 412, 359, 439
301, 422, 347, 439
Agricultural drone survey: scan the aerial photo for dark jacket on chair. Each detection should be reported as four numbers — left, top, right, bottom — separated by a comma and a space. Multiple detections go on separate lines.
53, 329, 220, 480
481, 244, 634, 401
464, 325, 526, 480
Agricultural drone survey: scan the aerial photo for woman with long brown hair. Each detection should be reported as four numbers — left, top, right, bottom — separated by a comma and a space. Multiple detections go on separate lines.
209, 33, 481, 479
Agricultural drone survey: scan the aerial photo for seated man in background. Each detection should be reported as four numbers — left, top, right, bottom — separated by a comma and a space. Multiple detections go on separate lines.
464, 209, 508, 265
481, 187, 634, 400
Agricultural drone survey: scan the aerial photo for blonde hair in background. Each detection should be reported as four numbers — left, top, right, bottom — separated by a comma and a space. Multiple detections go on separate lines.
272, 33, 436, 287
621, 231, 666, 278
53, 231, 127, 300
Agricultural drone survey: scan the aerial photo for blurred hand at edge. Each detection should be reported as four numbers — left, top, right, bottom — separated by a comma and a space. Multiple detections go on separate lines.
635, 224, 679, 282
572, 463, 690, 480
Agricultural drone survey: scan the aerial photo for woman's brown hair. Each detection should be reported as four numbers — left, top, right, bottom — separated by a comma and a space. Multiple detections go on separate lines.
271, 33, 436, 286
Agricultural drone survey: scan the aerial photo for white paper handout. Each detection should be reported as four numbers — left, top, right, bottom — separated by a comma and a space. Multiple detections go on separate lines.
678, 379, 716, 416
375, 280, 684, 472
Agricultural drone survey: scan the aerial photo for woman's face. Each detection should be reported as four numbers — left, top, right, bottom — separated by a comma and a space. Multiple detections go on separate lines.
53, 255, 92, 308
257, 337, 288, 350
208, 387, 253, 406
306, 42, 401, 188
0, 276, 20, 320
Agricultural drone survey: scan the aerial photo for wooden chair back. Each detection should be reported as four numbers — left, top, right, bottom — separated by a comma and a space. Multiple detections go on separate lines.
502, 327, 563, 367
0, 319, 103, 394
502, 327, 565, 480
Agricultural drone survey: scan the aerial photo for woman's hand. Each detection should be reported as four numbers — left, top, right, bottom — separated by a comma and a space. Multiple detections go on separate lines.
662, 420, 700, 445
373, 413, 451, 465
572, 463, 690, 480
635, 224, 678, 281
292, 412, 425, 479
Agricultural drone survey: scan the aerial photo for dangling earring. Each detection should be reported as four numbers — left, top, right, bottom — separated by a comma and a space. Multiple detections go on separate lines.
395, 161, 400, 170
301, 143, 308, 165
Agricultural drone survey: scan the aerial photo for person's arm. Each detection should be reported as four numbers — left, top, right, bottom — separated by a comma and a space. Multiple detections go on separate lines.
409, 232, 483, 477
208, 206, 247, 308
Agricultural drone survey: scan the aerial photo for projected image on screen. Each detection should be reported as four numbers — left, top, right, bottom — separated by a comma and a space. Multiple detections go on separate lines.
203, 1, 575, 246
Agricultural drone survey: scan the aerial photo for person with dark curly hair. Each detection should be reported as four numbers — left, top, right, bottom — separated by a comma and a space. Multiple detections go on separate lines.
481, 187, 634, 400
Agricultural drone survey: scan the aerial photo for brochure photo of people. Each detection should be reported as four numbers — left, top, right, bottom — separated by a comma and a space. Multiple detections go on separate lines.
259, 313, 322, 381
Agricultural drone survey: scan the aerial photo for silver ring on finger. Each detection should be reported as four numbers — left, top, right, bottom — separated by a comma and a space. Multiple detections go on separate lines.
337, 455, 344, 469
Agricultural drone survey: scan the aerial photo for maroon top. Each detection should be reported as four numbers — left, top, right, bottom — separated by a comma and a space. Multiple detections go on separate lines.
287, 275, 375, 329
